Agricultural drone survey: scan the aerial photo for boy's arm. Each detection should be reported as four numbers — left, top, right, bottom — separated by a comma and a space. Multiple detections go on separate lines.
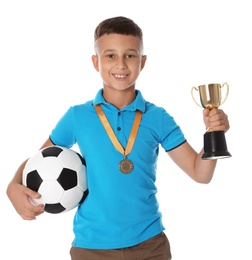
6, 138, 54, 220
168, 142, 217, 183
6, 159, 44, 220
167, 108, 230, 183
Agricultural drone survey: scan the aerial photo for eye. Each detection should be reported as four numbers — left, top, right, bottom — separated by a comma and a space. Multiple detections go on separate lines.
126, 54, 135, 58
106, 54, 115, 59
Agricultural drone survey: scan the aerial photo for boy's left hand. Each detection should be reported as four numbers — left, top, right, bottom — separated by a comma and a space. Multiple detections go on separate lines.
203, 108, 230, 133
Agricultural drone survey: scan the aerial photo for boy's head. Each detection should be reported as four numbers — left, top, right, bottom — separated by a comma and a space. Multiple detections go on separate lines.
92, 16, 147, 88
94, 16, 143, 48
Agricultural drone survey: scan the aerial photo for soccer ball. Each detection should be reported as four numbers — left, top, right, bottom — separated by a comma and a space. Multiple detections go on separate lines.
22, 146, 88, 214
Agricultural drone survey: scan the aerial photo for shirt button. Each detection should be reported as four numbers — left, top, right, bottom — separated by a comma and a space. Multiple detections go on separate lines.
118, 112, 121, 116
117, 127, 121, 131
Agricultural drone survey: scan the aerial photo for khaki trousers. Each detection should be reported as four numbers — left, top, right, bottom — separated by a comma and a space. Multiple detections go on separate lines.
70, 232, 172, 260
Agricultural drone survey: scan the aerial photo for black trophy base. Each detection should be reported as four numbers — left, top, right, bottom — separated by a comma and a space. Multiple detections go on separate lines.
202, 131, 231, 160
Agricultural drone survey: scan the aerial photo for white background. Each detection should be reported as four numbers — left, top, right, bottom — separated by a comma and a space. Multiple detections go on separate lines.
0, 0, 251, 259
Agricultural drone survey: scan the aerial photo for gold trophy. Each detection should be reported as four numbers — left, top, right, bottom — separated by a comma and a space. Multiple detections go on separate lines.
191, 82, 231, 160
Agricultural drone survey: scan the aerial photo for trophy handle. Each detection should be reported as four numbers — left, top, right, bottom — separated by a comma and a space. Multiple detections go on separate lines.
191, 86, 202, 108
220, 82, 229, 105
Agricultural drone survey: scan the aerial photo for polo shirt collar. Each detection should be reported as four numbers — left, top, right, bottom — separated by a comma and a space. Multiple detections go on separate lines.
93, 89, 146, 113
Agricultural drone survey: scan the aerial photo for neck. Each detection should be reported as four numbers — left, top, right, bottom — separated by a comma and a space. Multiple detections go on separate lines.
103, 88, 136, 110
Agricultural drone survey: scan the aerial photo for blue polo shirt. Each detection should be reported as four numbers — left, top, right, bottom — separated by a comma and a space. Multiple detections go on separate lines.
50, 89, 186, 249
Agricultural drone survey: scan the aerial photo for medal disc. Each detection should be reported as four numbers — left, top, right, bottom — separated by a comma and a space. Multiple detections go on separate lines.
119, 158, 134, 174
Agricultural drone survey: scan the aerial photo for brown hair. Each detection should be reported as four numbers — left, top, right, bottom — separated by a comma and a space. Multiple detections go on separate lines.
94, 16, 143, 42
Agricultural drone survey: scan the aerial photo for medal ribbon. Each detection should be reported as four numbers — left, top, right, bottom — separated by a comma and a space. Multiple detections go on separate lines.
95, 104, 142, 157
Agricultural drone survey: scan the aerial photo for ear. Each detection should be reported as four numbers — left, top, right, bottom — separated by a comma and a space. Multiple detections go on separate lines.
140, 55, 147, 70
92, 55, 99, 72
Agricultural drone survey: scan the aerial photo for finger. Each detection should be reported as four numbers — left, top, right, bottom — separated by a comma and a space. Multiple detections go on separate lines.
20, 204, 44, 220
24, 187, 41, 199
203, 108, 210, 117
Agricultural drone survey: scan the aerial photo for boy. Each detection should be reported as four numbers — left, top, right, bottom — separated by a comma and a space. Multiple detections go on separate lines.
7, 16, 230, 260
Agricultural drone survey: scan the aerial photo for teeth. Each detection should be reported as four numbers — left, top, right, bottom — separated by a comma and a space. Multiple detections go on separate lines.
114, 74, 126, 78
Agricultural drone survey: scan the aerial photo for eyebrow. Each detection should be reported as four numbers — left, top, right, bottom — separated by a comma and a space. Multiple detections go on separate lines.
102, 49, 140, 54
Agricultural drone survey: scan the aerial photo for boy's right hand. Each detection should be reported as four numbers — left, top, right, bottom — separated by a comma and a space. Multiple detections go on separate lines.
7, 182, 44, 220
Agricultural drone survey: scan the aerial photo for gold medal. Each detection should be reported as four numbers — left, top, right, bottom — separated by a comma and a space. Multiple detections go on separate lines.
119, 158, 134, 174
95, 104, 142, 175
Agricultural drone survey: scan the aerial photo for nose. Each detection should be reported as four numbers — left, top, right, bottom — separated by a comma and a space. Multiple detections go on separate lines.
116, 57, 127, 70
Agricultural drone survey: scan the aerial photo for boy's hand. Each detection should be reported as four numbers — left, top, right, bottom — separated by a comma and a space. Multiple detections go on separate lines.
7, 182, 44, 220
203, 108, 230, 133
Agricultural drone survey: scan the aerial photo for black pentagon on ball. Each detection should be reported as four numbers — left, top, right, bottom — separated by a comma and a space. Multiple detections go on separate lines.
79, 189, 89, 204
76, 152, 86, 166
26, 170, 43, 192
57, 168, 78, 190
45, 203, 66, 214
42, 146, 63, 158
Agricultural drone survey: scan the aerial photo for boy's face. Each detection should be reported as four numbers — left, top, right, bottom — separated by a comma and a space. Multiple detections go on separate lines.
92, 33, 147, 91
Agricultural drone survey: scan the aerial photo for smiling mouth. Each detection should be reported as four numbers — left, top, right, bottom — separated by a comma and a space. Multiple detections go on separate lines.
113, 74, 128, 78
